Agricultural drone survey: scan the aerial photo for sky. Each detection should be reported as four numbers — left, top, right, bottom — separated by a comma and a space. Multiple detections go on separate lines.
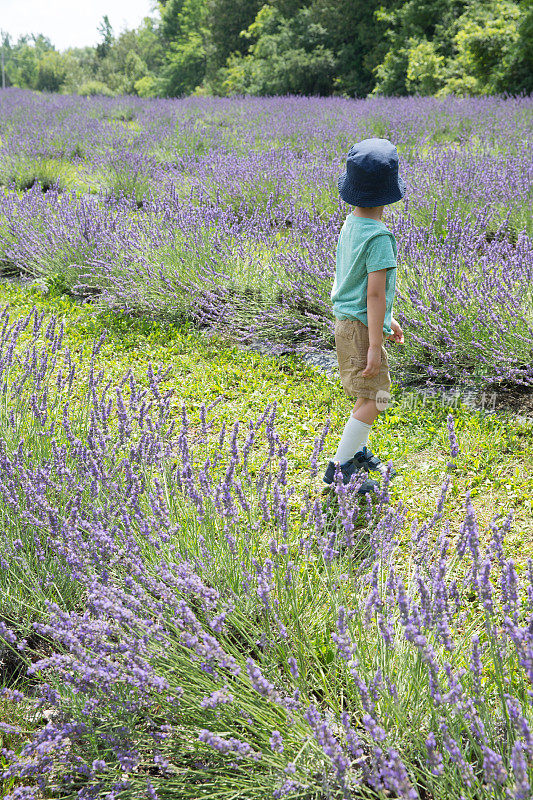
0, 0, 156, 50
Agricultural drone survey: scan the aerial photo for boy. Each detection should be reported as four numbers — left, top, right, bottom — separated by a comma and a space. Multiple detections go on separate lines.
323, 138, 406, 492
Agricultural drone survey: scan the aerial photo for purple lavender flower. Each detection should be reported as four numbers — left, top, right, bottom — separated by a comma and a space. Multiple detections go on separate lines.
446, 413, 459, 464
511, 741, 531, 799
269, 730, 284, 753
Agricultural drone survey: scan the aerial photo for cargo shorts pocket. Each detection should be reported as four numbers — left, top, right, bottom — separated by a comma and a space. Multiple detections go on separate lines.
347, 355, 367, 375
344, 351, 387, 369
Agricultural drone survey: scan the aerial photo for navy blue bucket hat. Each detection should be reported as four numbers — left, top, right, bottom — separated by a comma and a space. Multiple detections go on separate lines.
338, 138, 406, 207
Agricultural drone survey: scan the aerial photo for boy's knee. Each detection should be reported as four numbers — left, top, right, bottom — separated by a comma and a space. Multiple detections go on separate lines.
351, 397, 379, 418
351, 397, 377, 409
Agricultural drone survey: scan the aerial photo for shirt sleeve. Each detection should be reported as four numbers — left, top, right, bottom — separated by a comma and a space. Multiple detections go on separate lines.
365, 234, 397, 273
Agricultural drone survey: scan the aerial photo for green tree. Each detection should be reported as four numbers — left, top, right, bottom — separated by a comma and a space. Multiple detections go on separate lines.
135, 17, 165, 74
310, 0, 387, 97
10, 44, 38, 88
205, 0, 263, 82
502, 0, 533, 93
35, 50, 69, 92
90, 18, 163, 95
96, 15, 114, 60
62, 46, 95, 92
1, 0, 529, 99
4, 34, 54, 88
372, 0, 468, 95
371, 0, 531, 97
221, 4, 336, 95
270, 0, 313, 16
0, 32, 13, 87
406, 38, 445, 94
442, 0, 526, 94
159, 0, 187, 43
158, 0, 209, 96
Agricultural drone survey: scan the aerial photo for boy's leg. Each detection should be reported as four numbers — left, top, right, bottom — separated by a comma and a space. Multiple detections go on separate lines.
350, 397, 396, 478
332, 397, 381, 464
352, 397, 380, 426
330, 318, 391, 476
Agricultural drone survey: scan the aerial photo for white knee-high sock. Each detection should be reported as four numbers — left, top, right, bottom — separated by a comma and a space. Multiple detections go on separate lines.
332, 416, 371, 464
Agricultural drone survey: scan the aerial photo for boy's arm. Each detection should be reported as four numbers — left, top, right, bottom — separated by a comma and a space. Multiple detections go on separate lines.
362, 269, 386, 378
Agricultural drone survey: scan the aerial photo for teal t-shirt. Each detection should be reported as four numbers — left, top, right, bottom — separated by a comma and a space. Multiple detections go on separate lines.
331, 215, 397, 336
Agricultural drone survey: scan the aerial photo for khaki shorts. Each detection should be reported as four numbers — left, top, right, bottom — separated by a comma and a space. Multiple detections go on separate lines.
334, 317, 391, 401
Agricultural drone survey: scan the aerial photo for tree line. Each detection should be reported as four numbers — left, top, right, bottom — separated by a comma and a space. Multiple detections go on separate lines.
1, 0, 531, 98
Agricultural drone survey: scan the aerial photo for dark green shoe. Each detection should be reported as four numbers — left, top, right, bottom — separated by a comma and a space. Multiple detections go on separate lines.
322, 459, 380, 494
352, 446, 397, 480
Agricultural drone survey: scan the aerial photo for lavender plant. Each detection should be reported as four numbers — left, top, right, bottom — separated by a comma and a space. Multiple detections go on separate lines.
1, 91, 532, 390
0, 308, 531, 799
0, 155, 76, 194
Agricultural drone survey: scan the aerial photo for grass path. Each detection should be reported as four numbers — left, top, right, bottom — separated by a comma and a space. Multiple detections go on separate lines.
0, 281, 531, 565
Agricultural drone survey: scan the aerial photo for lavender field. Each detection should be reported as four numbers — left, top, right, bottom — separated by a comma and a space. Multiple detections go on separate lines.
1, 89, 532, 390
0, 88, 532, 800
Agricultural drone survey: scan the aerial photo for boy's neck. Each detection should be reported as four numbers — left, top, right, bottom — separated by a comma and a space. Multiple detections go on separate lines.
352, 206, 385, 222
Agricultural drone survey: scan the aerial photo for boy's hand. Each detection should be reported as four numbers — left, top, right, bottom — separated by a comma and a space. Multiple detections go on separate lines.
362, 345, 382, 378
387, 318, 404, 344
